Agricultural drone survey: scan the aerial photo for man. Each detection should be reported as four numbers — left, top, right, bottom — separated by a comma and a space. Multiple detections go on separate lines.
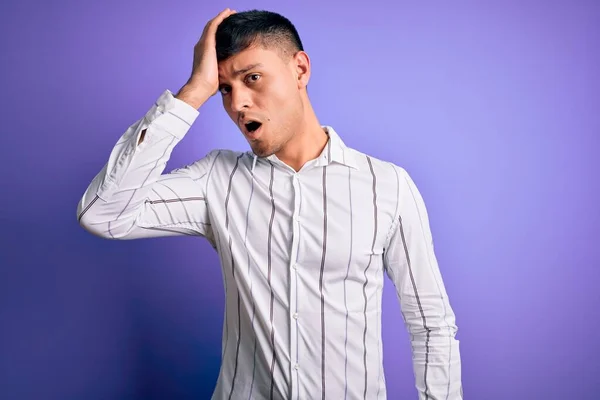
77, 8, 462, 400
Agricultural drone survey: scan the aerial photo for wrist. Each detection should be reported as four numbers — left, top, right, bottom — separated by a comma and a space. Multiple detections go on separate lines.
175, 80, 213, 109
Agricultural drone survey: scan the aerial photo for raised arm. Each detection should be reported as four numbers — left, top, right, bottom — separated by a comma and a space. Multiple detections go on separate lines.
76, 8, 237, 243
76, 92, 218, 241
383, 167, 463, 399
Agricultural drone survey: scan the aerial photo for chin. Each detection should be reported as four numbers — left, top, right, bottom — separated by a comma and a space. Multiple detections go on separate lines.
251, 147, 274, 158
247, 142, 269, 157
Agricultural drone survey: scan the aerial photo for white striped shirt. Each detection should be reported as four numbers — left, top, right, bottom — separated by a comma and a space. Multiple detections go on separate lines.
77, 89, 462, 400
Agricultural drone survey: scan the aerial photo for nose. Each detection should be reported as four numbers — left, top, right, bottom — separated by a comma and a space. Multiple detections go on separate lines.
230, 87, 252, 114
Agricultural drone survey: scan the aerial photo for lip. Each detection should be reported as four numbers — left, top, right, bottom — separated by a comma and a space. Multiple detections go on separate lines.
243, 123, 263, 139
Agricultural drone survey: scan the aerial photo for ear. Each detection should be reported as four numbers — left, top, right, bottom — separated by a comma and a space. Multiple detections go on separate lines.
293, 51, 311, 89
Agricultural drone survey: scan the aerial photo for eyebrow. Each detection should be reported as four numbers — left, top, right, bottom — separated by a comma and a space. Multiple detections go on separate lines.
220, 63, 264, 80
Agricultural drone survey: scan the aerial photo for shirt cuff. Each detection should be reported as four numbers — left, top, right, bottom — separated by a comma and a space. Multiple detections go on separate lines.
143, 89, 200, 140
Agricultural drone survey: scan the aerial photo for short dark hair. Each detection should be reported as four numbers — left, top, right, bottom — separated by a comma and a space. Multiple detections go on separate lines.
215, 10, 304, 62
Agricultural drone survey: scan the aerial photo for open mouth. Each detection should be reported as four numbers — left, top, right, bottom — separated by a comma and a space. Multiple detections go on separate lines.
244, 120, 262, 133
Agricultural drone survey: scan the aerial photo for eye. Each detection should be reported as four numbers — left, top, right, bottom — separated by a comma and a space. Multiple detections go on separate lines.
245, 74, 261, 84
218, 85, 231, 95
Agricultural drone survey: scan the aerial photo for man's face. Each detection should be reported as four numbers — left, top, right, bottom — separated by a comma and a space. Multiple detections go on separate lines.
218, 45, 303, 157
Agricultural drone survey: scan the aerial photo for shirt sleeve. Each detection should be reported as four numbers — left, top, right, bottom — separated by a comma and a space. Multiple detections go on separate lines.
382, 167, 463, 400
76, 89, 217, 246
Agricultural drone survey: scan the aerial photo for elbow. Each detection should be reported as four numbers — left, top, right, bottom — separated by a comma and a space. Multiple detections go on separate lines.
411, 323, 458, 339
77, 199, 127, 240
405, 310, 458, 338
77, 212, 114, 239
78, 216, 134, 240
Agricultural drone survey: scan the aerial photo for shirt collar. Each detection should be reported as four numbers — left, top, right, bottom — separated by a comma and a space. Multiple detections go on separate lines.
320, 126, 360, 170
250, 125, 360, 172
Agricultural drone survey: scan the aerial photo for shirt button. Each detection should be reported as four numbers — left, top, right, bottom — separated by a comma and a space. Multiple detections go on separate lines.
292, 264, 298, 270
293, 313, 299, 320
294, 363, 299, 370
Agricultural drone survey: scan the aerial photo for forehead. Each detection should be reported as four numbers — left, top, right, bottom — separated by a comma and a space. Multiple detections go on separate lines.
218, 46, 286, 78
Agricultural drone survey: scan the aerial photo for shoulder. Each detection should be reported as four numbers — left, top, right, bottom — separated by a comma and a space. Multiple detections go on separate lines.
168, 148, 250, 178
345, 147, 409, 183
197, 148, 248, 165
349, 150, 431, 211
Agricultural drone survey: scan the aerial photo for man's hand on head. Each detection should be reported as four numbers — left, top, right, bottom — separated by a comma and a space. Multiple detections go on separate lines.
175, 8, 237, 109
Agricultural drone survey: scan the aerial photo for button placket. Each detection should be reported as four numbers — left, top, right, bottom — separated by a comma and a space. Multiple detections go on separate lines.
288, 173, 302, 398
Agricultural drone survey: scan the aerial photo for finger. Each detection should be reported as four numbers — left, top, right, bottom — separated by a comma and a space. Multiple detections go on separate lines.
200, 9, 227, 34
207, 8, 234, 29
206, 8, 236, 35
211, 8, 236, 28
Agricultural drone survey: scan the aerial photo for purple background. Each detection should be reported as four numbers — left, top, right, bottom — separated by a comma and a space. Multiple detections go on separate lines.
1, 0, 599, 399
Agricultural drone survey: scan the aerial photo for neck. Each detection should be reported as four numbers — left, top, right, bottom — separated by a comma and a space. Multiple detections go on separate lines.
274, 100, 328, 172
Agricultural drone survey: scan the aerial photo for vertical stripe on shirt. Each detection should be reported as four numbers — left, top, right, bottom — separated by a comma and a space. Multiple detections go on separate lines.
267, 162, 277, 400
245, 164, 258, 400
362, 156, 378, 399
398, 214, 431, 399
343, 167, 354, 400
319, 164, 328, 400
226, 154, 243, 400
